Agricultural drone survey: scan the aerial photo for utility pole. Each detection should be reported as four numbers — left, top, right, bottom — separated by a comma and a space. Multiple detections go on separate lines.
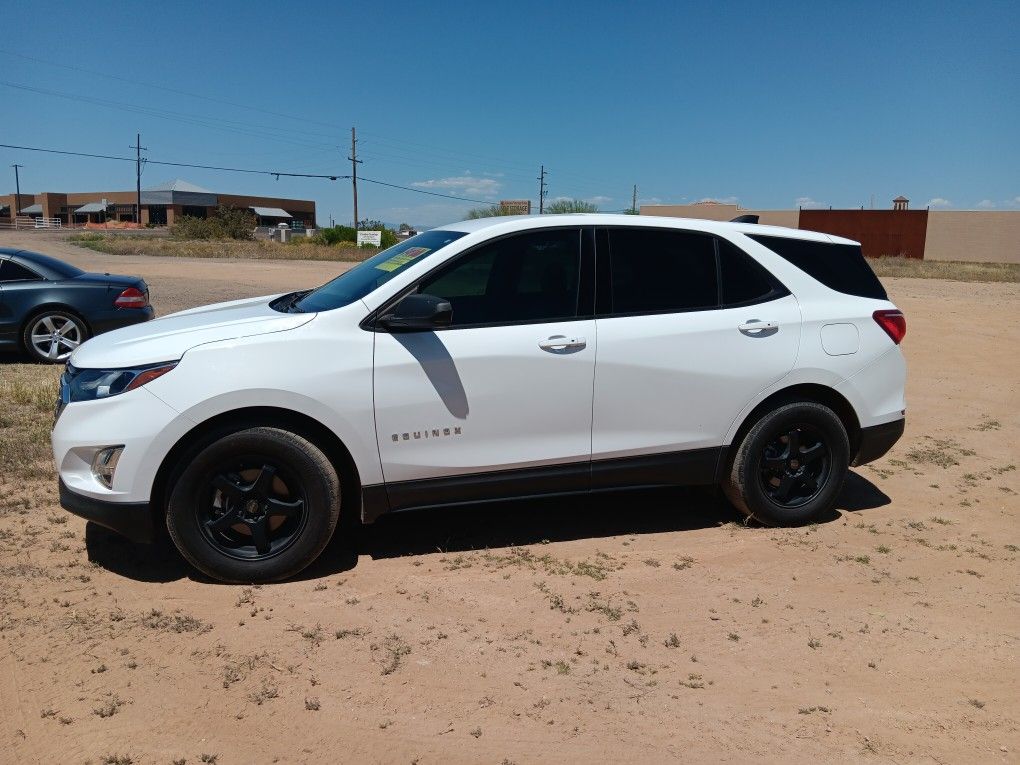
129, 134, 146, 224
11, 164, 23, 220
537, 165, 548, 214
632, 184, 638, 214
348, 127, 362, 229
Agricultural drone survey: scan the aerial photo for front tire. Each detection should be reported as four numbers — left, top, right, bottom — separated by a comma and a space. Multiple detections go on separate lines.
166, 427, 340, 583
722, 402, 849, 526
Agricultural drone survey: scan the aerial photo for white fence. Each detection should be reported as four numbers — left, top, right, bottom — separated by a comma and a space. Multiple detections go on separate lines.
0, 216, 63, 230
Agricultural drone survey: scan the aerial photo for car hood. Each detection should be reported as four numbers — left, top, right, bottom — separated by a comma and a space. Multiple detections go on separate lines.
70, 294, 315, 369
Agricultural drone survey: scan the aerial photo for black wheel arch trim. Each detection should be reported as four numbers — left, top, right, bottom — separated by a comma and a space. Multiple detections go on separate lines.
151, 406, 361, 526
727, 383, 862, 468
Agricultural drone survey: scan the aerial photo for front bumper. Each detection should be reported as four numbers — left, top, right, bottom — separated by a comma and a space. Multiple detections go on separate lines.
59, 478, 155, 543
852, 417, 905, 466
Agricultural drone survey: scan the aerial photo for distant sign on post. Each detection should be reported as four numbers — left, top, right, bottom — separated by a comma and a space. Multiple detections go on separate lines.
357, 230, 383, 247
500, 199, 531, 215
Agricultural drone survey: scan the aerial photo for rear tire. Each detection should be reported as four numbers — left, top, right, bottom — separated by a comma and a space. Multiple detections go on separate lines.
722, 402, 849, 526
22, 310, 88, 363
166, 427, 340, 583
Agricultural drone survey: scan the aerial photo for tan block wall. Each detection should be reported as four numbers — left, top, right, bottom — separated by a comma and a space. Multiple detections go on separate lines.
924, 211, 1020, 264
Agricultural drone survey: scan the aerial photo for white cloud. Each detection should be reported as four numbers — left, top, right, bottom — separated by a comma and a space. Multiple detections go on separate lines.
976, 199, 996, 209
1005, 196, 1020, 208
927, 197, 952, 208
637, 196, 663, 205
795, 196, 825, 209
585, 195, 613, 205
412, 173, 502, 198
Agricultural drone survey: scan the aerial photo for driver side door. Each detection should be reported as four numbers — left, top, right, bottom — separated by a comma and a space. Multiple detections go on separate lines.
372, 227, 596, 510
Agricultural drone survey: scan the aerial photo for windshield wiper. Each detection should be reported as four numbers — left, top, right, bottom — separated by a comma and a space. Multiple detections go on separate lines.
272, 290, 311, 313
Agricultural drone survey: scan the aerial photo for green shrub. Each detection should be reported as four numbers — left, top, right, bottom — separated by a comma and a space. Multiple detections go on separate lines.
545, 199, 599, 214
170, 205, 256, 240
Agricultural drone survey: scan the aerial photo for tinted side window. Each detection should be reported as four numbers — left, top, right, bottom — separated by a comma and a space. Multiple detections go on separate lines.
0, 260, 42, 283
718, 239, 788, 306
418, 229, 581, 327
749, 234, 887, 300
607, 229, 717, 314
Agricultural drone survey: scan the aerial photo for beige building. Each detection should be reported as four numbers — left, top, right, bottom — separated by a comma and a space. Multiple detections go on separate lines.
640, 200, 1020, 264
641, 201, 799, 229
1, 179, 316, 228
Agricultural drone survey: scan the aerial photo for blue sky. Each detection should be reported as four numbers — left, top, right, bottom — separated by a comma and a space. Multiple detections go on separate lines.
2, 0, 1017, 227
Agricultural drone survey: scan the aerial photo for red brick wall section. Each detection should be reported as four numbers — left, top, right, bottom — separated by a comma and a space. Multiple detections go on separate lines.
799, 210, 929, 259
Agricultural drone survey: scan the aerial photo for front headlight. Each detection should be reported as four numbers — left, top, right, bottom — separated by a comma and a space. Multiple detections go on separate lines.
63, 361, 178, 403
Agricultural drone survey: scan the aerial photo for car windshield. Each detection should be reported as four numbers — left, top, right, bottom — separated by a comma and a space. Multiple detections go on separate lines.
293, 230, 466, 312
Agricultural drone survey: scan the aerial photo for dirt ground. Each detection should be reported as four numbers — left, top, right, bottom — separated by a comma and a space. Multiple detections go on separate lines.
0, 232, 1017, 764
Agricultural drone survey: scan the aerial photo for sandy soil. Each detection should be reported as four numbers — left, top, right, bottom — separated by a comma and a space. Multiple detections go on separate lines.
0, 233, 1017, 764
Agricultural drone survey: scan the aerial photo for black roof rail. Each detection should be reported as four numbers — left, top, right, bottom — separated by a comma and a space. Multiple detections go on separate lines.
730, 214, 759, 224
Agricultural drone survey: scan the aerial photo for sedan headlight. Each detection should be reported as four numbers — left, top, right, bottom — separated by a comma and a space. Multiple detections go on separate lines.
63, 361, 178, 403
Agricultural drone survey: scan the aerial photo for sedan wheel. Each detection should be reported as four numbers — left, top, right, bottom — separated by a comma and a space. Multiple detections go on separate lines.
23, 312, 86, 363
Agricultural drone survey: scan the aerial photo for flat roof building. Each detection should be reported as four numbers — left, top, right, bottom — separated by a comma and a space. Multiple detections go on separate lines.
1, 179, 316, 228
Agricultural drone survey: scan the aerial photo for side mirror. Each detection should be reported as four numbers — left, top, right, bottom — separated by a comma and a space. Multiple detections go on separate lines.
378, 293, 452, 332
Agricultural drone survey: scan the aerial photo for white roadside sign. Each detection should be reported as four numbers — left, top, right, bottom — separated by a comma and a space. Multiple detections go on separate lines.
357, 230, 383, 247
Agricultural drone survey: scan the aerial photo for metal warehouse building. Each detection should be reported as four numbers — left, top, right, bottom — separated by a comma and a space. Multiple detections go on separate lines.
1, 179, 316, 228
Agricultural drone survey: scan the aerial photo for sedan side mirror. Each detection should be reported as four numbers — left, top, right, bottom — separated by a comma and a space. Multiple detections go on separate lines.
378, 293, 452, 332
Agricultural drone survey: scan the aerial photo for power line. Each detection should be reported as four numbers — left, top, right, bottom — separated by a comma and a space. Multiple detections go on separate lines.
0, 143, 344, 179
0, 81, 339, 149
0, 48, 348, 132
0, 142, 497, 204
358, 176, 493, 205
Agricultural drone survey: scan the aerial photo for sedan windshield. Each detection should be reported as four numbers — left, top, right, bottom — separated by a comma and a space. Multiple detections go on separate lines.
293, 230, 466, 313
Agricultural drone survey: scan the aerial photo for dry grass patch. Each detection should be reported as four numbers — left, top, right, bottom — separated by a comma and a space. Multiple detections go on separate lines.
69, 233, 371, 263
868, 256, 1020, 282
0, 364, 61, 483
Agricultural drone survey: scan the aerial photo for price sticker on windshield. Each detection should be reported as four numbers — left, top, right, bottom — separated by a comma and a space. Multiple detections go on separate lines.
374, 247, 431, 272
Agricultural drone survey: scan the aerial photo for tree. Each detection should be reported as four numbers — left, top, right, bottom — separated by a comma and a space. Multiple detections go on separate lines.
465, 205, 517, 219
544, 199, 599, 214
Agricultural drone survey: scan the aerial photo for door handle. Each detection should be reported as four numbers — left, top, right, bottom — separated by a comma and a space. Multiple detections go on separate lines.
539, 335, 586, 351
738, 320, 778, 337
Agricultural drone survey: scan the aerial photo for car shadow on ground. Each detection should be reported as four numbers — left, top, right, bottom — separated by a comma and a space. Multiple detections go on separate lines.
84, 471, 891, 584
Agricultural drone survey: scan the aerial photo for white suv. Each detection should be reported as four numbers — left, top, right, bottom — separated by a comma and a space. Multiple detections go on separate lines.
53, 215, 906, 582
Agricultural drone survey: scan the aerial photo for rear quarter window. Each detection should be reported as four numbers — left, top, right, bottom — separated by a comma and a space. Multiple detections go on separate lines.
748, 234, 887, 300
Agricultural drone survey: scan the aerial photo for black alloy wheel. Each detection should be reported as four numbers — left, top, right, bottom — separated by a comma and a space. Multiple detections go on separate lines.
200, 459, 307, 560
758, 425, 831, 509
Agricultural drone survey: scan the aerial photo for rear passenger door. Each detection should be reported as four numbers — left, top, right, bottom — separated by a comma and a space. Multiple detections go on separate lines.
590, 227, 801, 486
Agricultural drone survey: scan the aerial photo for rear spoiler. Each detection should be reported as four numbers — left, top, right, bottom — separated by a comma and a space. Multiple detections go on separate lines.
730, 214, 759, 224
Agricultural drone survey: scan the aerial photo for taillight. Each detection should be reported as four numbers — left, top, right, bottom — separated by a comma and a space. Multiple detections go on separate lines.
873, 309, 906, 344
114, 287, 148, 309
